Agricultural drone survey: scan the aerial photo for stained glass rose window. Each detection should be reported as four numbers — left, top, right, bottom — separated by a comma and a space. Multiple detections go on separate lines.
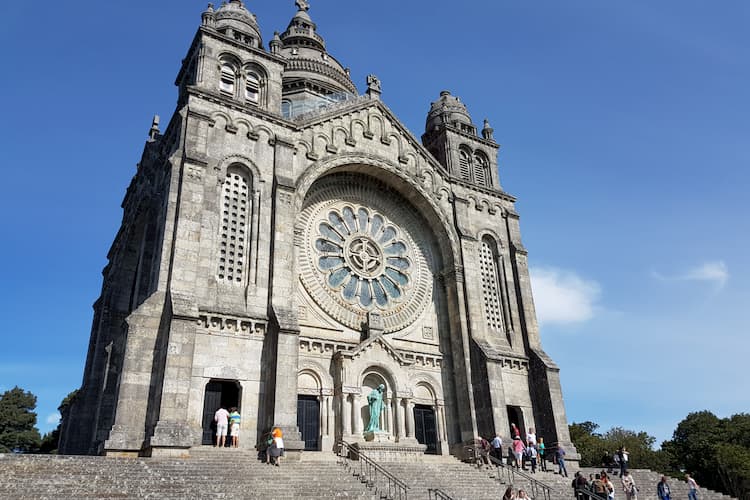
315, 206, 411, 309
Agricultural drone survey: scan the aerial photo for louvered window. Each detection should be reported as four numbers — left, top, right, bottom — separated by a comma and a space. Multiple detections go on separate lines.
220, 64, 236, 95
459, 149, 472, 182
474, 153, 489, 187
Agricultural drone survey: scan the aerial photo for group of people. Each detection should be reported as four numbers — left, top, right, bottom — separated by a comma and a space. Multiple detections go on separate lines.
213, 406, 242, 448
476, 425, 570, 477
572, 467, 701, 500
600, 447, 631, 478
502, 485, 532, 500
212, 405, 286, 466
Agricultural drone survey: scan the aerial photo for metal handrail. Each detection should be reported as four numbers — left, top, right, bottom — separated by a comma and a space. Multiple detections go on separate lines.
465, 445, 552, 500
428, 488, 455, 500
574, 486, 609, 500
335, 440, 409, 500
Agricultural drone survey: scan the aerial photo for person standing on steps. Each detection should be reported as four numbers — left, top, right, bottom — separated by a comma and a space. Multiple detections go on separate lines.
228, 407, 241, 448
602, 471, 615, 500
618, 446, 629, 478
526, 427, 537, 446
512, 435, 525, 470
214, 405, 230, 447
556, 444, 569, 477
526, 443, 538, 473
269, 427, 284, 466
491, 433, 503, 462
685, 474, 700, 500
538, 437, 547, 471
657, 476, 671, 500
621, 470, 638, 500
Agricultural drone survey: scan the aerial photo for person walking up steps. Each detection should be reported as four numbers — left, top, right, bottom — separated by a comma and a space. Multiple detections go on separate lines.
621, 470, 638, 500
686, 474, 700, 500
214, 405, 229, 448
228, 407, 241, 448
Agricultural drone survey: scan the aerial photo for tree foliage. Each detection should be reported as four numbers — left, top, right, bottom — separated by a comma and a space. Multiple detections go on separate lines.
569, 421, 663, 469
0, 386, 41, 453
38, 389, 79, 454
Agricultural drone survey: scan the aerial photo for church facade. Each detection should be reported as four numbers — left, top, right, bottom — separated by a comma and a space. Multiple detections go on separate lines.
60, 1, 578, 461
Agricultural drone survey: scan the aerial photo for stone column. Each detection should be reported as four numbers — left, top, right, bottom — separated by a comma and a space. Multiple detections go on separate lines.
352, 394, 361, 435
384, 397, 392, 434
341, 394, 351, 436
397, 398, 406, 439
406, 399, 415, 438
321, 395, 329, 437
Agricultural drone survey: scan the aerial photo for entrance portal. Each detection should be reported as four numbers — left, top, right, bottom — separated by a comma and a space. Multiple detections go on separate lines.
507, 406, 525, 441
297, 395, 320, 451
413, 405, 438, 454
201, 380, 241, 445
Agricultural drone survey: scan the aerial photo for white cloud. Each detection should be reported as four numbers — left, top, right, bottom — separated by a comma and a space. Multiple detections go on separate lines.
530, 267, 601, 325
46, 412, 61, 426
652, 260, 729, 289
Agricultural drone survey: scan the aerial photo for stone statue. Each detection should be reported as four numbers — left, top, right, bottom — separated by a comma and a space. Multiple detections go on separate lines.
364, 384, 385, 433
295, 0, 310, 11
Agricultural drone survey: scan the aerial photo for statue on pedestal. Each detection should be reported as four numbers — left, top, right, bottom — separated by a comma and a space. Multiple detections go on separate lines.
364, 384, 385, 433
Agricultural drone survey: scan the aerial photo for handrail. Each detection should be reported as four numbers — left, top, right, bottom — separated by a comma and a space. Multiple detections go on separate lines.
428, 488, 455, 500
335, 440, 409, 500
465, 445, 552, 500
575, 487, 609, 500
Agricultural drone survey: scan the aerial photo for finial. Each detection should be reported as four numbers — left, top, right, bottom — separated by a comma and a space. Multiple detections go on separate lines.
481, 118, 495, 141
366, 74, 382, 99
295, 0, 310, 11
148, 115, 161, 141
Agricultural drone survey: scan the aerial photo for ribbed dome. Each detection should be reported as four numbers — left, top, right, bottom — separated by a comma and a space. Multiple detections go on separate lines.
278, 1, 356, 95
214, 0, 262, 45
425, 91, 475, 132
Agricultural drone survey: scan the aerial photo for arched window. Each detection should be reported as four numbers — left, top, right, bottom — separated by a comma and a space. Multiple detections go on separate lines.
218, 166, 251, 284
245, 71, 260, 103
281, 99, 292, 118
219, 62, 237, 96
474, 152, 490, 187
479, 236, 505, 333
458, 148, 472, 182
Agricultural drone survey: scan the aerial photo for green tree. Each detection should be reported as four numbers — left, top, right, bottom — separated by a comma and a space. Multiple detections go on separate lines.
38, 389, 78, 454
716, 443, 750, 500
0, 386, 42, 453
569, 421, 608, 467
668, 410, 725, 490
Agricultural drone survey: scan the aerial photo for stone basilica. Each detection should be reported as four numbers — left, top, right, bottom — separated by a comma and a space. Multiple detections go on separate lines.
60, 0, 578, 461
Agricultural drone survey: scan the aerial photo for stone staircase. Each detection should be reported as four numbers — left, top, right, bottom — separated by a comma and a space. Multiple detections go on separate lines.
0, 448, 377, 499
0, 450, 738, 500
578, 468, 735, 500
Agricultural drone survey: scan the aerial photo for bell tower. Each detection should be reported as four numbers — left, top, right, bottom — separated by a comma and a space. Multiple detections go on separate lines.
422, 90, 501, 189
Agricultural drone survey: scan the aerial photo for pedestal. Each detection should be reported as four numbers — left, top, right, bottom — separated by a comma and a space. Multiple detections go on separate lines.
352, 440, 427, 462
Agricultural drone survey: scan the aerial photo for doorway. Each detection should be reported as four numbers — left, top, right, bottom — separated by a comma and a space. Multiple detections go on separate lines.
413, 405, 438, 454
297, 395, 320, 451
507, 406, 525, 441
201, 380, 241, 445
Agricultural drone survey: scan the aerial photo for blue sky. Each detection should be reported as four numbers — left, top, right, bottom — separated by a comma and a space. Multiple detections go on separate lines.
0, 1, 747, 444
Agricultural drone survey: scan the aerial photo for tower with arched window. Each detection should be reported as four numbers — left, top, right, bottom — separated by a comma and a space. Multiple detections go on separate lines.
60, 0, 578, 466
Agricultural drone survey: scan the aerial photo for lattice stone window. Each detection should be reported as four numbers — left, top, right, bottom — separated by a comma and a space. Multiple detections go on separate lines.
479, 237, 504, 332
218, 167, 251, 284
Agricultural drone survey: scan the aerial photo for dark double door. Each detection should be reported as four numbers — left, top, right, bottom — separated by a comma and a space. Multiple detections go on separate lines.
201, 381, 240, 445
297, 395, 320, 451
414, 405, 438, 454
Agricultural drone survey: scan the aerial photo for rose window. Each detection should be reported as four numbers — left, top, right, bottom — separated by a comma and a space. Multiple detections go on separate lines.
315, 206, 411, 309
